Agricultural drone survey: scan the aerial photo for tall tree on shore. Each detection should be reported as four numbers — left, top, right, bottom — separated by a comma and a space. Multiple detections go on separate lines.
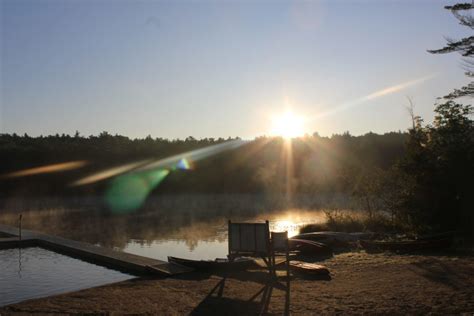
428, 2, 474, 99
397, 100, 474, 235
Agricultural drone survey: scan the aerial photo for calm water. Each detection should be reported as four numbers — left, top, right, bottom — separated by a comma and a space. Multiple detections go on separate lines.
0, 247, 135, 307
0, 195, 345, 261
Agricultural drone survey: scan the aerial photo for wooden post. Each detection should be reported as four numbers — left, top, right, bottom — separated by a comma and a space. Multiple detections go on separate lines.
286, 237, 290, 284
285, 239, 291, 315
266, 220, 275, 277
18, 214, 22, 240
271, 243, 276, 278
227, 220, 232, 261
285, 235, 291, 316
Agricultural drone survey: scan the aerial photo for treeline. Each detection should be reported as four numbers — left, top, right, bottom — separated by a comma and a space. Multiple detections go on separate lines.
0, 131, 236, 169
0, 130, 406, 198
1, 100, 472, 238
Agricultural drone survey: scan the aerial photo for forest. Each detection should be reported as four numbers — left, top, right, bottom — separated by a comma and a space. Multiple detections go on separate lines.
0, 130, 407, 198
0, 99, 472, 239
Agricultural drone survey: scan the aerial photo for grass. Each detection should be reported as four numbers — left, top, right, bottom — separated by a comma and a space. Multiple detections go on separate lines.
299, 210, 407, 234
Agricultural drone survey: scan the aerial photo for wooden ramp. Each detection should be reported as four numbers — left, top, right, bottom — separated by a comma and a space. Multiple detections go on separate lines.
0, 237, 37, 249
0, 224, 193, 277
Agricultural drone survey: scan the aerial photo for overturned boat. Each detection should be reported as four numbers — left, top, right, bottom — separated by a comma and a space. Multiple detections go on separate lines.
291, 231, 374, 248
290, 261, 330, 275
168, 256, 257, 271
289, 239, 332, 255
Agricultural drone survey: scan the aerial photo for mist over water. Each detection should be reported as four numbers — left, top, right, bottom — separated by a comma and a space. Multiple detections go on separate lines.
0, 194, 349, 260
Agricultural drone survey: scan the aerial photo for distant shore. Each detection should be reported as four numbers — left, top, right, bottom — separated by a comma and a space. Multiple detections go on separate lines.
2, 251, 473, 315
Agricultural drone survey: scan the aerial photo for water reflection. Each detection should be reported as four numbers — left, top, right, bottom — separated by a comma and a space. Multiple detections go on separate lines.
0, 195, 337, 260
0, 247, 134, 307
18, 248, 22, 279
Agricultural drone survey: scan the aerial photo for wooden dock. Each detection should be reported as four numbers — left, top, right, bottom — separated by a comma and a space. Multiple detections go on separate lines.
0, 224, 193, 277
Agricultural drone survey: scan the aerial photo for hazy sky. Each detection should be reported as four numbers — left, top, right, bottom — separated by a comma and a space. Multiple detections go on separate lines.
1, 0, 471, 139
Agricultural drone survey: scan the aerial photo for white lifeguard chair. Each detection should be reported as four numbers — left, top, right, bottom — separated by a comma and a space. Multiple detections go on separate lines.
227, 220, 290, 278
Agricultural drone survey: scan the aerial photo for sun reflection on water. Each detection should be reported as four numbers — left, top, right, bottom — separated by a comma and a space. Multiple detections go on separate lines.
261, 209, 327, 237
271, 220, 300, 237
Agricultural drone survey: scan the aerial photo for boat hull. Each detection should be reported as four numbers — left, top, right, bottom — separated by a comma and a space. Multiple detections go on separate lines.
168, 256, 256, 271
290, 261, 330, 275
292, 232, 373, 248
289, 239, 332, 255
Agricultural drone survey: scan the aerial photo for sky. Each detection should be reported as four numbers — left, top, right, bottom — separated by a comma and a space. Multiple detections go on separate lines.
0, 0, 471, 139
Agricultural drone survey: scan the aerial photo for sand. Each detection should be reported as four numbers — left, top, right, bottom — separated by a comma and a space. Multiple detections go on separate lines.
1, 252, 473, 315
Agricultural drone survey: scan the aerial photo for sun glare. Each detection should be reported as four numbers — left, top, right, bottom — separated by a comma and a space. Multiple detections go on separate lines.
271, 111, 304, 139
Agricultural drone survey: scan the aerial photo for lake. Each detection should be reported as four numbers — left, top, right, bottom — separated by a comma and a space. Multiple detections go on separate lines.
0, 194, 349, 260
0, 247, 134, 306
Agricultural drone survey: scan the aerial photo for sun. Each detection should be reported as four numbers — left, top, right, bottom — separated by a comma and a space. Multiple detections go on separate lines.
270, 111, 305, 139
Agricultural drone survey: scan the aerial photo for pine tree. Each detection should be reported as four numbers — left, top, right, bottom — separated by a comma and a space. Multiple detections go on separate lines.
428, 2, 474, 99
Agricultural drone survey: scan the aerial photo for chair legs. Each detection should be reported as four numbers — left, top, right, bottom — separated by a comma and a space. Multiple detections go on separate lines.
271, 253, 277, 277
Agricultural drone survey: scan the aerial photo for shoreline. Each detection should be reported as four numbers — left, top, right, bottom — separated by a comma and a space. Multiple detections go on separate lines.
2, 251, 473, 315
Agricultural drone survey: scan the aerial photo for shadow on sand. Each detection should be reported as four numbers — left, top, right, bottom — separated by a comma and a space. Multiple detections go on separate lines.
409, 258, 474, 290
190, 274, 288, 316
189, 268, 331, 316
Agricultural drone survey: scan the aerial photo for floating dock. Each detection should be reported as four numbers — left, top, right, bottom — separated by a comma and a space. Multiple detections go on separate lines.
0, 224, 193, 276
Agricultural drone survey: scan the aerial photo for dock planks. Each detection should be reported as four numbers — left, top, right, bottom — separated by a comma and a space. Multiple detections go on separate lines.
0, 224, 193, 276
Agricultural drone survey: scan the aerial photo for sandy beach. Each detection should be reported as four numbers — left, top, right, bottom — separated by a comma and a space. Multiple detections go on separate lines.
1, 251, 473, 315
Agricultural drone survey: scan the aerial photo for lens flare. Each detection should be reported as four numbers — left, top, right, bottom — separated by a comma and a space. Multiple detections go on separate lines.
70, 140, 245, 213
1, 161, 88, 179
137, 140, 245, 172
105, 169, 170, 213
364, 75, 434, 100
309, 74, 436, 121
176, 158, 192, 170
71, 160, 152, 186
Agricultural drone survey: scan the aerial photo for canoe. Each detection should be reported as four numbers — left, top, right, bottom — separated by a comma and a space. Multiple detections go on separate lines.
360, 237, 453, 252
291, 232, 374, 247
290, 261, 330, 275
288, 239, 332, 255
168, 256, 256, 271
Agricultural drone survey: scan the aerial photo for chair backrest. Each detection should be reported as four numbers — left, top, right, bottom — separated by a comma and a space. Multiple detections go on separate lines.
271, 231, 289, 252
228, 220, 270, 257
